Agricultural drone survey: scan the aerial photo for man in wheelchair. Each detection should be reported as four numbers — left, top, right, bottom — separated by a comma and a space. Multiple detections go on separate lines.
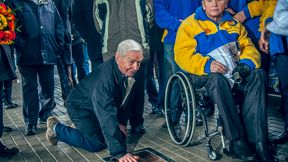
174, 0, 274, 161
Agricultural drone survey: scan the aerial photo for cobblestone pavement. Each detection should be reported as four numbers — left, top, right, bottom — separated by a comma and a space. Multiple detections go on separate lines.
1, 73, 288, 162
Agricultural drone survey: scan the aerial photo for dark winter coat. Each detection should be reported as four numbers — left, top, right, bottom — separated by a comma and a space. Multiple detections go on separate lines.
6, 0, 65, 65
0, 45, 16, 82
73, 0, 102, 61
66, 58, 132, 156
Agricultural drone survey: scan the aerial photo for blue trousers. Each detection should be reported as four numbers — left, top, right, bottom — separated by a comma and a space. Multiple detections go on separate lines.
158, 44, 181, 111
56, 103, 106, 152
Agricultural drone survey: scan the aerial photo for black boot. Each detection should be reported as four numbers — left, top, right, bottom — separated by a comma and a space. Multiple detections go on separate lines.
230, 138, 258, 161
0, 142, 19, 157
255, 142, 275, 162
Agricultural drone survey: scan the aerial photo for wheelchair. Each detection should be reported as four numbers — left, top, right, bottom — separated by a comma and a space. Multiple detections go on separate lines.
164, 71, 229, 161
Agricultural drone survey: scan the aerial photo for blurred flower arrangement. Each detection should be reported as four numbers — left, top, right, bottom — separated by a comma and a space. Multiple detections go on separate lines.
0, 1, 16, 45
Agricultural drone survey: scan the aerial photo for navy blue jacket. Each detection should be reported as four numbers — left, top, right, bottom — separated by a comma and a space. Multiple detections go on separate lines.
66, 58, 130, 156
7, 0, 64, 65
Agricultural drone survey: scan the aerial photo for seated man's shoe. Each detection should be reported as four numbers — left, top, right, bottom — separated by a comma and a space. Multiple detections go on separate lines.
230, 138, 258, 161
271, 131, 288, 144
3, 126, 12, 132
25, 124, 37, 135
0, 146, 19, 157
255, 142, 275, 162
46, 116, 59, 145
131, 125, 146, 135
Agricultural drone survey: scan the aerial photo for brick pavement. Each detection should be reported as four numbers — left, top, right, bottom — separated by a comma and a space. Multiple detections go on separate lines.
1, 74, 288, 162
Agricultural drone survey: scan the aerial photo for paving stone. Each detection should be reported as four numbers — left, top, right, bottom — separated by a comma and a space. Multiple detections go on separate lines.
2, 73, 288, 162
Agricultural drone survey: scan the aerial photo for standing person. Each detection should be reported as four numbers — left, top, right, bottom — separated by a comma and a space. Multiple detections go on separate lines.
146, 21, 164, 115
3, 46, 18, 109
260, 0, 288, 144
71, 23, 89, 84
46, 40, 143, 161
73, 0, 103, 71
174, 0, 274, 161
53, 0, 74, 100
93, 0, 153, 134
154, 0, 202, 120
6, 0, 65, 135
0, 45, 19, 157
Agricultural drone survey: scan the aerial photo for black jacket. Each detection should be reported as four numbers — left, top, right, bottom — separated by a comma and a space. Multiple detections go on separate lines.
73, 0, 102, 61
7, 0, 64, 65
66, 58, 130, 156
53, 0, 73, 64
0, 45, 17, 82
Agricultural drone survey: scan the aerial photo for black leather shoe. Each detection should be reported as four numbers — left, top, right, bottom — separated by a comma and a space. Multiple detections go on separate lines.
0, 146, 19, 157
3, 126, 12, 132
271, 131, 288, 144
25, 124, 37, 135
4, 99, 18, 109
230, 138, 258, 161
255, 142, 275, 162
131, 125, 146, 135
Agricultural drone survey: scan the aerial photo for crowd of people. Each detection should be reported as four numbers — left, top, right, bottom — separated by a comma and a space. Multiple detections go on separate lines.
0, 0, 287, 161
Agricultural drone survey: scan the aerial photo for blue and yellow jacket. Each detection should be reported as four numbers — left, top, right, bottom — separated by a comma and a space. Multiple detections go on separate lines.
228, 0, 261, 40
246, 0, 276, 32
174, 7, 260, 76
154, 0, 201, 44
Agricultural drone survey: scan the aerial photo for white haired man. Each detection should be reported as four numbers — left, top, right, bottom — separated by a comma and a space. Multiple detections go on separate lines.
46, 39, 143, 161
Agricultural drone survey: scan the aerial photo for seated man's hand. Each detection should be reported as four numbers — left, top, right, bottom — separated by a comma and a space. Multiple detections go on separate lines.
210, 60, 228, 74
232, 63, 251, 84
118, 153, 140, 162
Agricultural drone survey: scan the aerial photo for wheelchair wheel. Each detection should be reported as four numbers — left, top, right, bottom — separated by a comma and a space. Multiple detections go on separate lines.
164, 72, 197, 145
177, 72, 197, 146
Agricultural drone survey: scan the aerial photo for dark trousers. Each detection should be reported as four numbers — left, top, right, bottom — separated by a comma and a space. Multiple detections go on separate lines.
273, 54, 288, 131
18, 65, 55, 125
56, 103, 106, 152
188, 69, 268, 143
145, 49, 164, 106
72, 43, 89, 82
128, 64, 145, 127
3, 79, 13, 103
86, 33, 103, 72
0, 82, 4, 137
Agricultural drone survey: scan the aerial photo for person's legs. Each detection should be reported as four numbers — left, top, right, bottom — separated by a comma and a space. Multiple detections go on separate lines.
145, 50, 158, 113
163, 44, 182, 122
242, 69, 273, 161
55, 123, 106, 152
72, 43, 88, 82
272, 54, 288, 144
155, 48, 168, 112
18, 65, 39, 135
0, 82, 3, 137
0, 82, 18, 156
38, 65, 55, 122
52, 105, 106, 152
189, 73, 245, 140
3, 79, 18, 108
129, 64, 146, 134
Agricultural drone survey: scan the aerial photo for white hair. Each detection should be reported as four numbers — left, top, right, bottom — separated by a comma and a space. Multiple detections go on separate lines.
116, 39, 143, 57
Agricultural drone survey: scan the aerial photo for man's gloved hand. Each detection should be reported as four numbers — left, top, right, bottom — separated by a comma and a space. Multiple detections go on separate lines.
232, 63, 251, 84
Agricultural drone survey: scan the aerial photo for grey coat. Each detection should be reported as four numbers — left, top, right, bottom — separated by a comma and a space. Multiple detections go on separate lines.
266, 0, 288, 36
